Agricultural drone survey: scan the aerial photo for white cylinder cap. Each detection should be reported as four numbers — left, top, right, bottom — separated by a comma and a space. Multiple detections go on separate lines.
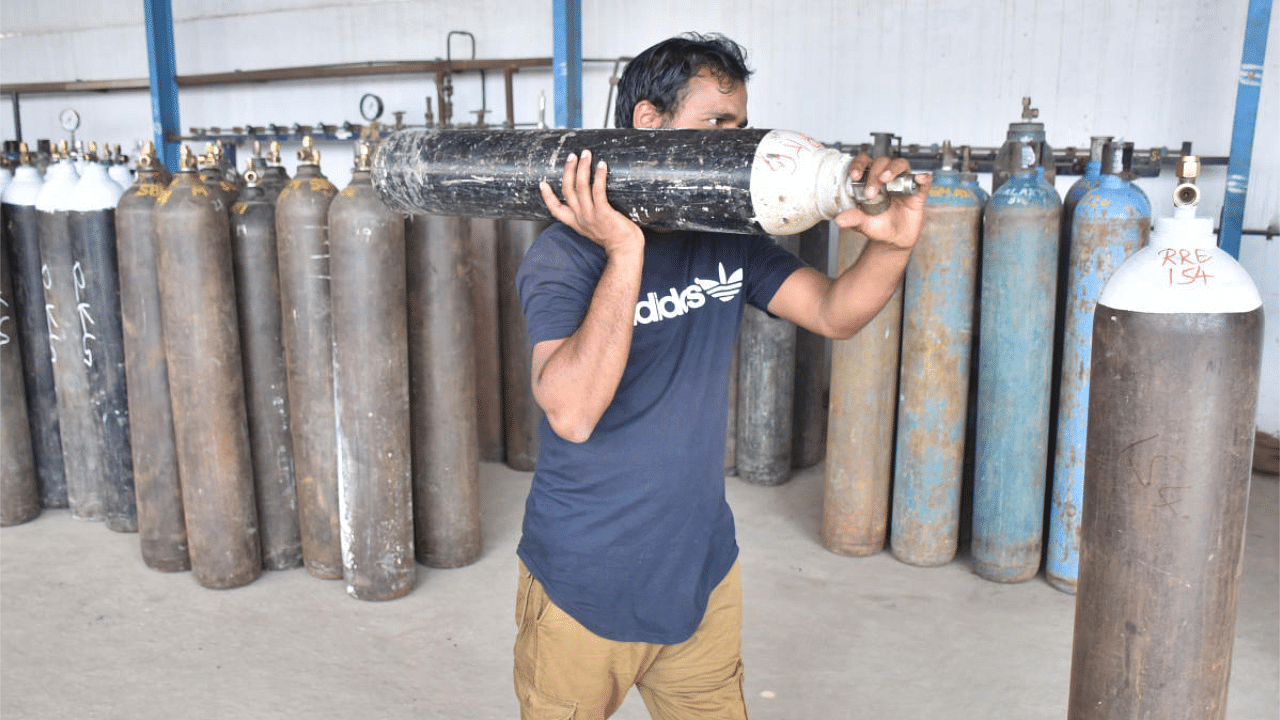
1098, 204, 1262, 314
71, 163, 126, 211
34, 161, 81, 212
2, 166, 42, 206
749, 129, 853, 236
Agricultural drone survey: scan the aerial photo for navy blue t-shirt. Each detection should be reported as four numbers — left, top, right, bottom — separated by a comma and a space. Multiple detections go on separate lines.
516, 222, 805, 644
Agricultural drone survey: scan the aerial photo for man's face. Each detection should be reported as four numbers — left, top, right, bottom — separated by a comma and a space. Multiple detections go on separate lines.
661, 70, 748, 130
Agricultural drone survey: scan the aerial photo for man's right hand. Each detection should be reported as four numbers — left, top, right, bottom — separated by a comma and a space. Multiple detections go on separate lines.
539, 149, 645, 256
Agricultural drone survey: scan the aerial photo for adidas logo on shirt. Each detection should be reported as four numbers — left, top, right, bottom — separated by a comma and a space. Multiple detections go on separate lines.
695, 264, 743, 302
634, 263, 743, 326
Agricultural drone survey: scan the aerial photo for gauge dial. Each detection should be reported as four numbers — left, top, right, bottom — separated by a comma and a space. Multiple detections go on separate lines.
360, 93, 384, 122
59, 108, 81, 131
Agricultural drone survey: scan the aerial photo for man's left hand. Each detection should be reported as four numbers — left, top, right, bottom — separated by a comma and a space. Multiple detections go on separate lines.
835, 154, 932, 252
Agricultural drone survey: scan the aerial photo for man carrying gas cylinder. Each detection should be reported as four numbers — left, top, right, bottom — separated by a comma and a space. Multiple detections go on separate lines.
513, 31, 930, 719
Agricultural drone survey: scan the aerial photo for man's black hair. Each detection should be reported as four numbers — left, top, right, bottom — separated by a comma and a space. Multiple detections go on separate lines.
613, 33, 753, 129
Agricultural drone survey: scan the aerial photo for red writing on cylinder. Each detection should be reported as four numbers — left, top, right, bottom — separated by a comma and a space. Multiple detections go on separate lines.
1159, 247, 1214, 286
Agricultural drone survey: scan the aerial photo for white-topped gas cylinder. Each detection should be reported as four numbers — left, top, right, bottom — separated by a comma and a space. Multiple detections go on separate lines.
1068, 156, 1264, 720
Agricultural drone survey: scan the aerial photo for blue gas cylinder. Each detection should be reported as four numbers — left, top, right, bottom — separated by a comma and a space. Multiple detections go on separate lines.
1048, 142, 1151, 593
972, 142, 1062, 582
892, 151, 984, 567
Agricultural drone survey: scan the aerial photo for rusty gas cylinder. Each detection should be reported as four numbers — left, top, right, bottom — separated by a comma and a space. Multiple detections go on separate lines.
153, 145, 261, 589
329, 142, 416, 599
115, 142, 189, 570
275, 136, 342, 579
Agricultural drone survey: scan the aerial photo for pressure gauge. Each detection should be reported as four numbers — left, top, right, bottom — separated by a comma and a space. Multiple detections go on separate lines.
59, 108, 81, 132
359, 93, 384, 122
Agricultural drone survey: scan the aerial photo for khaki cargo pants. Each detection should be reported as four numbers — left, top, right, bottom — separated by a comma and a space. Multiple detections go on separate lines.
513, 560, 748, 720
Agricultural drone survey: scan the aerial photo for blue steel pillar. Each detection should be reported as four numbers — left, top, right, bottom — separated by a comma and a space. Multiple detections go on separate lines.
1219, 0, 1271, 258
144, 0, 181, 173
553, 0, 583, 129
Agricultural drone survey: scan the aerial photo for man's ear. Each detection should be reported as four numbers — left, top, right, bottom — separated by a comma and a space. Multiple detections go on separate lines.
632, 100, 664, 129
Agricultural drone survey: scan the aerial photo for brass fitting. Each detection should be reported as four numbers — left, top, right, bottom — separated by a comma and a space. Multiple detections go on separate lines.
297, 136, 320, 164
179, 144, 198, 172
354, 141, 373, 171
1173, 155, 1201, 208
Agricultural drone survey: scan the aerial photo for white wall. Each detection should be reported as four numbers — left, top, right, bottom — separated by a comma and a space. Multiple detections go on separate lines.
2, 0, 1276, 431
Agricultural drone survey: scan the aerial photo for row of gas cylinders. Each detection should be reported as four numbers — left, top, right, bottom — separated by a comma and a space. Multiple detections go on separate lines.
0, 129, 1192, 602
830, 136, 1154, 591
0, 137, 497, 601
728, 135, 1155, 594
0, 129, 1253, 604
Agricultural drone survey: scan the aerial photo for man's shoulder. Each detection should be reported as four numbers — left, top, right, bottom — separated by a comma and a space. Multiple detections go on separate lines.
523, 222, 604, 271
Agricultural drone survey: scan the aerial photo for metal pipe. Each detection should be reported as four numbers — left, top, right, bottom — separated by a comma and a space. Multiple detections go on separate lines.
553, 0, 583, 128
1218, 0, 1272, 258
144, 0, 180, 173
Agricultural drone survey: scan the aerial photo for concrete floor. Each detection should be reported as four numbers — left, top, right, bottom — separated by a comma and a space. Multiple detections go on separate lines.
2, 462, 1276, 720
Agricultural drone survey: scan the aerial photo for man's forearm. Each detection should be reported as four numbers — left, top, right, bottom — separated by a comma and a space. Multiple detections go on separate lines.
820, 240, 912, 339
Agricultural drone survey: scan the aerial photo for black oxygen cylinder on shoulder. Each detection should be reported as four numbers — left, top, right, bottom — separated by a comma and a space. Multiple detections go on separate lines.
373, 128, 915, 235
70, 149, 135, 532
329, 142, 415, 600
115, 142, 189, 570
153, 145, 261, 589
230, 164, 302, 571
276, 136, 342, 580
